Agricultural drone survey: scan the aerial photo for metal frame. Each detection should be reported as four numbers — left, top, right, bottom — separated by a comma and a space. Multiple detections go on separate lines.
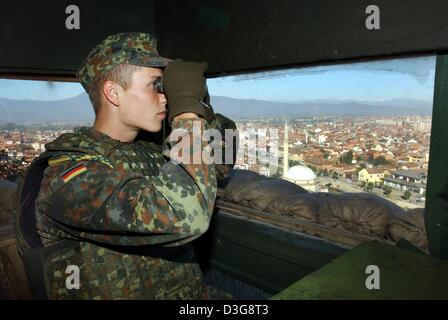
195, 210, 348, 294
425, 54, 448, 260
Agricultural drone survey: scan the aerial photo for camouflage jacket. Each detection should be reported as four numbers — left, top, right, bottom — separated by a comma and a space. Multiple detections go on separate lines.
32, 114, 237, 299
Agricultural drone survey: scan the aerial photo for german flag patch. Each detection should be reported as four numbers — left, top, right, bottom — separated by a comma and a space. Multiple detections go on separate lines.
62, 164, 88, 183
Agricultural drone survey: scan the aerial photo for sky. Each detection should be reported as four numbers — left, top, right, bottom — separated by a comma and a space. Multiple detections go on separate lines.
0, 79, 85, 101
0, 55, 436, 102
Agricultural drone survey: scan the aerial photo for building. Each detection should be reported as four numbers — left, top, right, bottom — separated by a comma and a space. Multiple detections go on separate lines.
358, 168, 388, 185
408, 155, 424, 163
383, 169, 427, 194
283, 122, 317, 191
285, 165, 318, 192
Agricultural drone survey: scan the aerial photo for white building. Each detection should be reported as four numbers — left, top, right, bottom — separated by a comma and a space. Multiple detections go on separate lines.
318, 135, 327, 144
383, 170, 427, 195
285, 165, 318, 192
282, 122, 317, 191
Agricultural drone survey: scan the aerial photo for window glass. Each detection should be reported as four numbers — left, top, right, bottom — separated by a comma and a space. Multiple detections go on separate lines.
0, 56, 436, 210
0, 79, 92, 181
208, 56, 436, 209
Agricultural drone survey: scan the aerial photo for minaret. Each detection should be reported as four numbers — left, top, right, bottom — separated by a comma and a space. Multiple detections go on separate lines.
283, 122, 289, 178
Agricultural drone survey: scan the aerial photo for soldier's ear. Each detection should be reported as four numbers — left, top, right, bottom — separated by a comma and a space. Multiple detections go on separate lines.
103, 81, 120, 107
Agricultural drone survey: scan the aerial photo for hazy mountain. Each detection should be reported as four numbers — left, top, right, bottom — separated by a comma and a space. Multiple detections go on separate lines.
0, 94, 94, 124
275, 98, 431, 109
211, 96, 432, 119
0, 93, 432, 124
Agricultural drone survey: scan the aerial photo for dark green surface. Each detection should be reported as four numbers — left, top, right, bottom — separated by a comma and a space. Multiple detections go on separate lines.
425, 54, 448, 260
195, 211, 347, 294
3, 1, 448, 77
395, 238, 426, 255
272, 241, 448, 300
155, 0, 448, 75
0, 0, 154, 77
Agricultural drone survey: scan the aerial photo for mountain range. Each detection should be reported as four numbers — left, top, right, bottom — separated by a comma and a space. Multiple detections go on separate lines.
0, 93, 432, 124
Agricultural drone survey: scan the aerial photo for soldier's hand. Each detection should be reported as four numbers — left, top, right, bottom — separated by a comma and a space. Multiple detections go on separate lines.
163, 59, 214, 124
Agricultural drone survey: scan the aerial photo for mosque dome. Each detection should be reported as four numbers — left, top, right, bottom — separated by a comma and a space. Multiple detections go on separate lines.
286, 165, 316, 181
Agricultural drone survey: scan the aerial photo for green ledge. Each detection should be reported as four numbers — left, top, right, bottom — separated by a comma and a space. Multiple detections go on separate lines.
272, 241, 448, 300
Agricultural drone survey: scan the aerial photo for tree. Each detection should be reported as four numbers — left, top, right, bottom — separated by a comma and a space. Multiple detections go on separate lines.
402, 190, 412, 200
367, 155, 390, 167
358, 163, 367, 171
317, 169, 329, 177
383, 185, 392, 196
339, 150, 353, 164
373, 156, 389, 166
271, 170, 282, 178
366, 182, 374, 192
4, 122, 17, 130
332, 171, 339, 180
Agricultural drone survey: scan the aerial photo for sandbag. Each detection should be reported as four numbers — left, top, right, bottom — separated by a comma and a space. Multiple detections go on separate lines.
217, 170, 429, 247
389, 208, 428, 250
0, 230, 32, 299
219, 170, 308, 211
266, 193, 326, 222
0, 179, 18, 225
317, 193, 403, 238
217, 169, 263, 198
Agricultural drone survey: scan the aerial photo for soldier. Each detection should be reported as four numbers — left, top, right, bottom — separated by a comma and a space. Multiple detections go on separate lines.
16, 32, 237, 299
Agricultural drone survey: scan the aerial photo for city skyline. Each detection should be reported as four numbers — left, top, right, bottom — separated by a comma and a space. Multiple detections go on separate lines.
1, 114, 431, 210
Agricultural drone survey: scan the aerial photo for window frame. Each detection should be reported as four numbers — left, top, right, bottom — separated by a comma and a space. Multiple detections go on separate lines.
2, 53, 446, 260
425, 54, 448, 260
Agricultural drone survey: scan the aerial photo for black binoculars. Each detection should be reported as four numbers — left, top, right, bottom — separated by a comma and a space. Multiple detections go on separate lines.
153, 76, 164, 94
152, 76, 208, 97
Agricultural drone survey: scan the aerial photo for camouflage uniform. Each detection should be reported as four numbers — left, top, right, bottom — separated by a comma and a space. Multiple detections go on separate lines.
17, 32, 237, 299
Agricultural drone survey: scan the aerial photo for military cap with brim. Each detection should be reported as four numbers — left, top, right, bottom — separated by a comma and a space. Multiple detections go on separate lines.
77, 32, 171, 91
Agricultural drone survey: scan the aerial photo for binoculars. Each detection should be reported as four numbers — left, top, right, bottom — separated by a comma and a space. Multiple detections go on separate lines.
152, 77, 208, 99
153, 76, 164, 94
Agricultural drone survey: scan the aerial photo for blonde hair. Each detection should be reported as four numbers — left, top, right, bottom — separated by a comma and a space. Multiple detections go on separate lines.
87, 63, 141, 114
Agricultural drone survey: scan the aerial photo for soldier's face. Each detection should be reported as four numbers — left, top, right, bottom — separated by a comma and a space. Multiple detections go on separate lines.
118, 66, 167, 132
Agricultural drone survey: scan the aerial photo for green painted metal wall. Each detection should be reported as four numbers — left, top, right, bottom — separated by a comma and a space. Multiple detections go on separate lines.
155, 0, 448, 76
0, 0, 155, 78
425, 55, 448, 260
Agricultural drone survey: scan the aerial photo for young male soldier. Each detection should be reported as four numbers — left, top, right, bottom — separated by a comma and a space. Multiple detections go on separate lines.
17, 32, 237, 299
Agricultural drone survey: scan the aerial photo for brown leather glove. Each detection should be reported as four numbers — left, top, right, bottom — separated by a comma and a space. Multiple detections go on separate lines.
163, 59, 214, 124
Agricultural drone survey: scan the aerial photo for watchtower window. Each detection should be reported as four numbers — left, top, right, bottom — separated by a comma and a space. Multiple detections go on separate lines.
208, 55, 436, 210
0, 79, 91, 182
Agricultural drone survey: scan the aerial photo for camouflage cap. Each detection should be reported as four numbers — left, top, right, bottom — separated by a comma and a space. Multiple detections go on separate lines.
77, 32, 171, 91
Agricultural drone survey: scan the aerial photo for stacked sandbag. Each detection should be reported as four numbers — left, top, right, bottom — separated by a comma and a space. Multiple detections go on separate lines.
0, 179, 18, 225
218, 171, 404, 229
0, 178, 32, 299
267, 193, 327, 222
317, 193, 404, 238
389, 208, 428, 250
0, 243, 32, 299
217, 170, 429, 249
218, 169, 308, 211
217, 169, 263, 198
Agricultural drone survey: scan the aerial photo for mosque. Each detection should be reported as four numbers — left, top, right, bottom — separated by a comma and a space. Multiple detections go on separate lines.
282, 123, 318, 192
